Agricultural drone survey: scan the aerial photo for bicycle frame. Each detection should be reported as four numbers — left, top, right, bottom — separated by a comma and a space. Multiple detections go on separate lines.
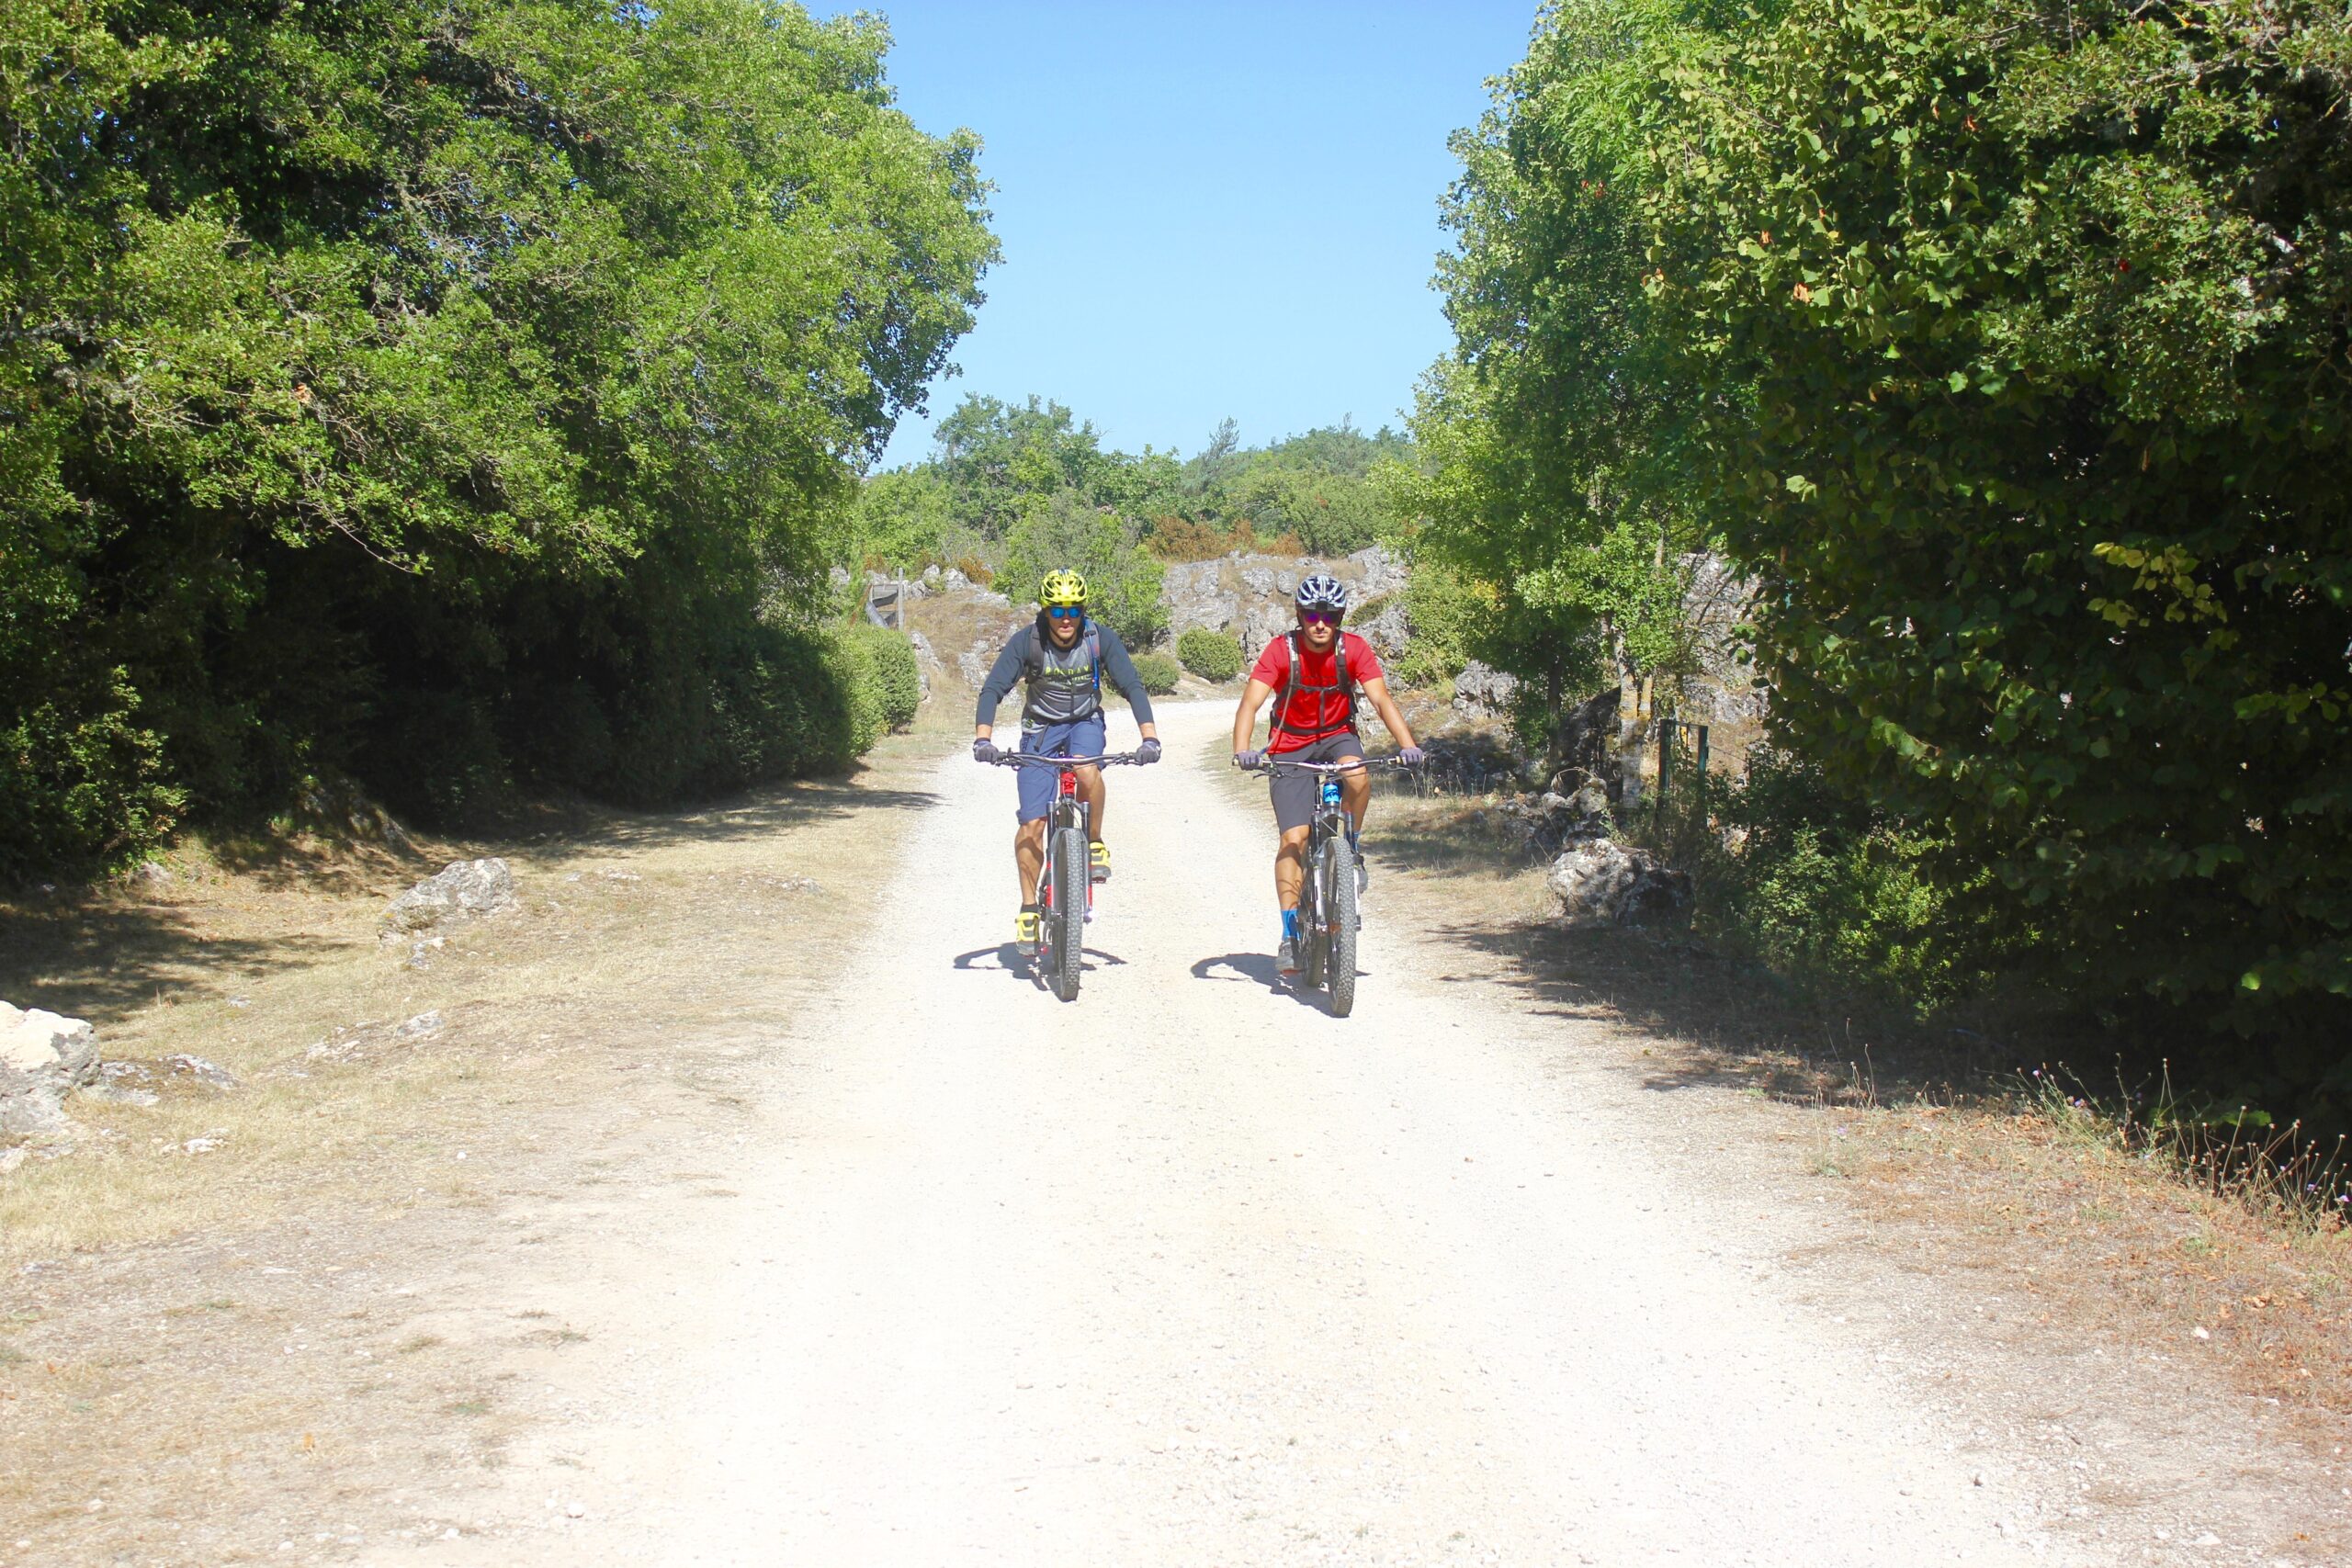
1249, 755, 1408, 1011
992, 750, 1140, 999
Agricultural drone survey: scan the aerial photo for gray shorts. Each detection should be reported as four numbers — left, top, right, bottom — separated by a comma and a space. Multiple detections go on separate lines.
1269, 733, 1365, 832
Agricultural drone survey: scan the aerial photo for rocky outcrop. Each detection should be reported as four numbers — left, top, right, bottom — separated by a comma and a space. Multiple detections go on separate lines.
2, 1002, 99, 1138
1452, 660, 1519, 717
1544, 840, 1693, 930
382, 858, 518, 939
1160, 545, 1409, 658
1492, 773, 1614, 857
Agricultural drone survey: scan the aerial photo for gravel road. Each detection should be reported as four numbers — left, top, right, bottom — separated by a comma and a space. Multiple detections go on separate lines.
392, 702, 2063, 1566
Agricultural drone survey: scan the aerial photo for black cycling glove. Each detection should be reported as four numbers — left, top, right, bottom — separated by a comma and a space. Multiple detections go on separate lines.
1136, 738, 1162, 765
972, 738, 1001, 764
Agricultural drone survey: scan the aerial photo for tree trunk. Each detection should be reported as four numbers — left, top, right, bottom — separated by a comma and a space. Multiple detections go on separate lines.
1608, 618, 1645, 810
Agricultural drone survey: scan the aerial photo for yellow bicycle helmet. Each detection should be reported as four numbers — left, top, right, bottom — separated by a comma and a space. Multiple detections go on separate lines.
1038, 569, 1089, 609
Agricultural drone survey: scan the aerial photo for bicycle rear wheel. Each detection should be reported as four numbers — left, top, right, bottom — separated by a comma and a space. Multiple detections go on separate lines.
1325, 835, 1359, 1017
1050, 824, 1087, 1000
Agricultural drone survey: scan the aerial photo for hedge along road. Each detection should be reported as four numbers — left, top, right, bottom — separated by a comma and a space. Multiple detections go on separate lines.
379, 700, 2060, 1567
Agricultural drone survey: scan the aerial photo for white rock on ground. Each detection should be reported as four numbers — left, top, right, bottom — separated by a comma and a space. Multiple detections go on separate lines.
1545, 839, 1694, 929
381, 858, 518, 938
0, 1001, 99, 1138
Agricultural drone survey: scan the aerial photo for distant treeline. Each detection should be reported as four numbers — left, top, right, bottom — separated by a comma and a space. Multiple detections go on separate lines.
852, 396, 1414, 645
0, 0, 993, 877
1401, 0, 2352, 1120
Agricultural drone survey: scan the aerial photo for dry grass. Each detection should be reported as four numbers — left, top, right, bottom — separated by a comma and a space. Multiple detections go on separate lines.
0, 722, 957, 1562
0, 724, 953, 1268
1826, 1098, 2352, 1418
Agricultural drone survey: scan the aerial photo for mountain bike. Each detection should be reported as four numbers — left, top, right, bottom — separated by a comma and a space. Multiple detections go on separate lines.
1250, 755, 1408, 1018
993, 750, 1142, 1001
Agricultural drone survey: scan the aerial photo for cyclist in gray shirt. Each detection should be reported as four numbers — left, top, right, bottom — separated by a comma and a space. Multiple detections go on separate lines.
971, 570, 1161, 952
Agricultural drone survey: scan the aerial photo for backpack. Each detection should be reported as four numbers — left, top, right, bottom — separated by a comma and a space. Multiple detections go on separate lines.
1022, 619, 1102, 707
1271, 630, 1356, 739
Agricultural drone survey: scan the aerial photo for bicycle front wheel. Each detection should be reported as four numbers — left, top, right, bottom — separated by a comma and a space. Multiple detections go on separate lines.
1050, 824, 1087, 1000
1325, 834, 1359, 1018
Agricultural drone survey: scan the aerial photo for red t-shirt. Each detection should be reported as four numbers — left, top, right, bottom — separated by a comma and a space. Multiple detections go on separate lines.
1250, 631, 1384, 753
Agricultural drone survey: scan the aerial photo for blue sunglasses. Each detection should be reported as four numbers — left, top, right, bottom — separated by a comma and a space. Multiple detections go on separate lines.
1046, 605, 1084, 619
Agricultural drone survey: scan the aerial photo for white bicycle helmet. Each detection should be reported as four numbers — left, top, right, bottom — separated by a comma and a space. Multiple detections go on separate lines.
1295, 573, 1348, 614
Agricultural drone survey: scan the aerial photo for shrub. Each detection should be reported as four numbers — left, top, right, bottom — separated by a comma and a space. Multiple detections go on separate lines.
1175, 627, 1244, 682
0, 672, 187, 880
1131, 651, 1182, 695
1145, 515, 1239, 562
1671, 749, 2019, 1014
842, 625, 922, 734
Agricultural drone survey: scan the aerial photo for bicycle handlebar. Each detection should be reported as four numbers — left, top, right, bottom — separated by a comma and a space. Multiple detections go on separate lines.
989, 751, 1146, 768
1246, 754, 1417, 775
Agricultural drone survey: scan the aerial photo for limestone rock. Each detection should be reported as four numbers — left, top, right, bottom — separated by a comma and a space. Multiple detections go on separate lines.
1, 1002, 99, 1138
1452, 660, 1519, 717
382, 858, 518, 938
907, 631, 939, 703
1544, 840, 1693, 930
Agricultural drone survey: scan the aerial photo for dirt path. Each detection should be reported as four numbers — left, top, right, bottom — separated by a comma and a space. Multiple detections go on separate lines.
327, 700, 2139, 1567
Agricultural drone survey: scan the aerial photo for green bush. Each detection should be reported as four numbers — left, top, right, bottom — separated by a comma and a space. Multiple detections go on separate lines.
1675, 750, 2018, 1014
0, 671, 187, 879
1131, 651, 1182, 695
1176, 627, 1244, 682
842, 625, 922, 734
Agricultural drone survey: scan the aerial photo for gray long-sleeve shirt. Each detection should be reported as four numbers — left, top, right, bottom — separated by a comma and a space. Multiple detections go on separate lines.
975, 617, 1157, 731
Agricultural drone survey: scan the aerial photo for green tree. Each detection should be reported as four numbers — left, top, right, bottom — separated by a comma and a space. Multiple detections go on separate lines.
1001, 490, 1168, 649
1638, 0, 2352, 1096
0, 0, 994, 871
1394, 1, 1726, 767
1432, 0, 2352, 1109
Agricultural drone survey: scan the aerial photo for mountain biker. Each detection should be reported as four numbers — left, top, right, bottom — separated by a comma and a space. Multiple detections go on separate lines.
1229, 574, 1425, 976
973, 570, 1162, 953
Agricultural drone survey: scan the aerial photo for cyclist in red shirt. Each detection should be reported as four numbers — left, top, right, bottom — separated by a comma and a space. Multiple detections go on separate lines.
1230, 574, 1426, 976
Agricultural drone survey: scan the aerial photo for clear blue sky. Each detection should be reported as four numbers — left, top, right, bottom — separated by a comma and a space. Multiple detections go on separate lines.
820, 2, 1543, 468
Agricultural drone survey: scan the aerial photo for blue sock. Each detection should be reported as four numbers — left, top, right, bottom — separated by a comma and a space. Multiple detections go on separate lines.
1282, 908, 1300, 942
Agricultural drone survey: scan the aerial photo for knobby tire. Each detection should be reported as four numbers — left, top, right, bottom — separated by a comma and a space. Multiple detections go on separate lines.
1050, 825, 1087, 1000
1326, 834, 1359, 1018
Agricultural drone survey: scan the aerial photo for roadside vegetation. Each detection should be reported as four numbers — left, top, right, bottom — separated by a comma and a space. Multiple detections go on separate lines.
850, 398, 1419, 614
1175, 629, 1245, 684
0, 0, 989, 880
1392, 0, 2352, 1131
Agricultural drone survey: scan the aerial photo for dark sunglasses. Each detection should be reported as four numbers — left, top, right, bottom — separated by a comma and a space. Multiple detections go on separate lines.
1300, 609, 1342, 626
1046, 605, 1084, 619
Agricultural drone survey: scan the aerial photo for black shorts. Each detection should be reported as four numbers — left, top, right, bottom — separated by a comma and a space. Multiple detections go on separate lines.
1269, 733, 1365, 832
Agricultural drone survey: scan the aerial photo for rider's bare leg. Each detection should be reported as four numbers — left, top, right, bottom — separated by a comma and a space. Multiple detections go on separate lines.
1015, 818, 1046, 901
1274, 824, 1310, 908
1077, 763, 1105, 844
1340, 763, 1371, 839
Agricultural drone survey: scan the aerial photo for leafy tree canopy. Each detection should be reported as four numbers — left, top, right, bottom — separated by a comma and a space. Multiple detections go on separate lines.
1419, 0, 2352, 1111
1, 0, 995, 869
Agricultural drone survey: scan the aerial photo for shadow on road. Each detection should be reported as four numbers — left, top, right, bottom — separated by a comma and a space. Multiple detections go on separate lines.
1193, 952, 1282, 989
1428, 919, 1998, 1105
954, 943, 1127, 983
1192, 951, 1369, 1016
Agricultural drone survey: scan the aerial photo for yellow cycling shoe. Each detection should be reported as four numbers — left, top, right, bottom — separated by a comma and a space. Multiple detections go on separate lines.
1014, 905, 1040, 955
1090, 840, 1112, 885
